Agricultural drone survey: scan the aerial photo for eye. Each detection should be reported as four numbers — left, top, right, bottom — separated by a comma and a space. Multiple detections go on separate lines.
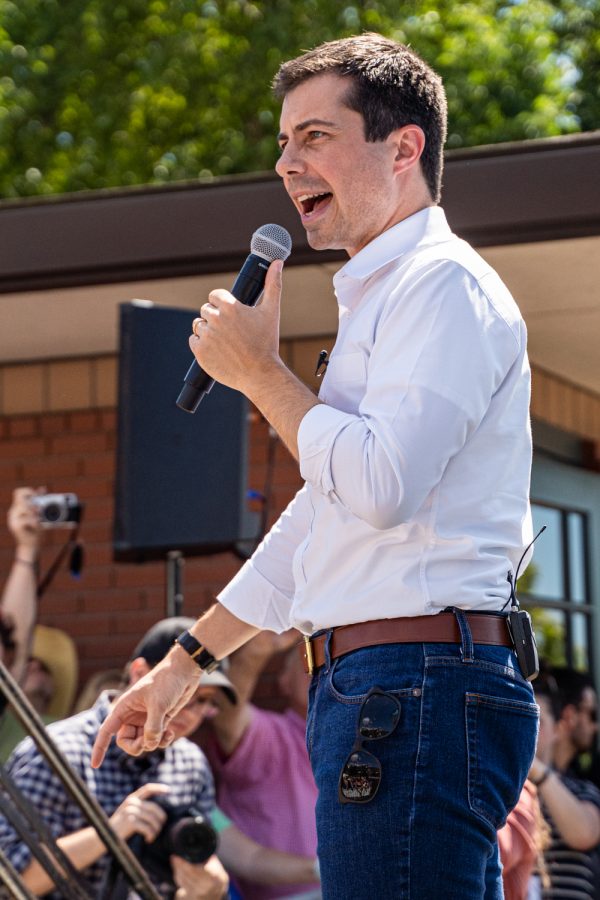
307, 130, 326, 141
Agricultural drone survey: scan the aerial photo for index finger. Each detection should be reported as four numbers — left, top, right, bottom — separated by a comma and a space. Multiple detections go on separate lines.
135, 783, 170, 800
207, 288, 235, 307
91, 707, 122, 768
13, 486, 35, 501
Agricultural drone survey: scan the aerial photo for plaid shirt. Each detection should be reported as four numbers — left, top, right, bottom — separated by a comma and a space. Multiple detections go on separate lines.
0, 691, 215, 898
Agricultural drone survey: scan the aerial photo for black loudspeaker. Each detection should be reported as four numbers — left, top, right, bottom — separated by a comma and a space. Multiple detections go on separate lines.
113, 302, 259, 562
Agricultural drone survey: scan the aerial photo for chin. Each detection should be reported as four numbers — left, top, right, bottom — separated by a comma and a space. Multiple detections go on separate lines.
305, 229, 326, 249
306, 229, 343, 253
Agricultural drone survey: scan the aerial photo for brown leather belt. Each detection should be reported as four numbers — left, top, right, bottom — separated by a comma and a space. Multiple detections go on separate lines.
299, 612, 512, 675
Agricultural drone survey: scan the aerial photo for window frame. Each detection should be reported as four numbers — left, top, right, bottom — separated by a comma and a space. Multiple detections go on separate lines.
521, 498, 594, 674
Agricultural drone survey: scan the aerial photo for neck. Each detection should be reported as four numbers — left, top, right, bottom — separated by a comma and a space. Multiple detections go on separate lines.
389, 184, 435, 231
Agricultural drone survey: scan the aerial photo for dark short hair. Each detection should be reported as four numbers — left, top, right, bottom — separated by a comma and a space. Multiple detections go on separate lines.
534, 664, 562, 720
273, 33, 447, 203
551, 666, 595, 713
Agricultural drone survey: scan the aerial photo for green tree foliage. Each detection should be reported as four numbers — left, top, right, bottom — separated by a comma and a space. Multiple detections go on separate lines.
0, 0, 597, 197
527, 607, 568, 666
552, 0, 600, 132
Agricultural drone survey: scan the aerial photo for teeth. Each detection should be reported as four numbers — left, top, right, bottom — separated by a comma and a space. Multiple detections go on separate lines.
298, 192, 328, 202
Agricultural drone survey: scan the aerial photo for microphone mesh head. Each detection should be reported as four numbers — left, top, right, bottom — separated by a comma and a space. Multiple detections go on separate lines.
251, 224, 292, 262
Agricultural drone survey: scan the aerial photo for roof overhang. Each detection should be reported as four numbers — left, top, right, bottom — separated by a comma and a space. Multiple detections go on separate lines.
0, 131, 598, 293
0, 131, 599, 394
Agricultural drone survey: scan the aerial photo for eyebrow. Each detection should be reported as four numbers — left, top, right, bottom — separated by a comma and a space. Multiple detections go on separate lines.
277, 118, 339, 142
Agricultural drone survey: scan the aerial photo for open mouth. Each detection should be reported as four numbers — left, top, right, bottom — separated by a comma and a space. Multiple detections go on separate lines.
298, 192, 333, 216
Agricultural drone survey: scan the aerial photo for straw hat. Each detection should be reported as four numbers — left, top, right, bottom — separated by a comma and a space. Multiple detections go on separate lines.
31, 625, 79, 719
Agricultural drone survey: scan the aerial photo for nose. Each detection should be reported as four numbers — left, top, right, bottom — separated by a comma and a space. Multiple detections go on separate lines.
275, 142, 306, 178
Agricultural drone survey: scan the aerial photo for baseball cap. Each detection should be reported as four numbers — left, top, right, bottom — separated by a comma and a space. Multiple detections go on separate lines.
129, 617, 238, 705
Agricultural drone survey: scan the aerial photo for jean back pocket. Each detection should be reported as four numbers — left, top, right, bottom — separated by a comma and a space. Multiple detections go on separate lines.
466, 691, 539, 830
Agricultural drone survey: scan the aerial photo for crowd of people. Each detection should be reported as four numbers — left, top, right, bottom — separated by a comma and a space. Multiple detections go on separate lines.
0, 490, 320, 899
0, 487, 599, 899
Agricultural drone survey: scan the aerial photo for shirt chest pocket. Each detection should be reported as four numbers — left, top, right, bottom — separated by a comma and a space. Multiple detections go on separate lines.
320, 351, 367, 412
326, 351, 367, 384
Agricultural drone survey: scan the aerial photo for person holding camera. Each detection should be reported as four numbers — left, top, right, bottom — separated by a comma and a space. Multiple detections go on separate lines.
0, 618, 319, 899
0, 617, 227, 898
0, 487, 42, 713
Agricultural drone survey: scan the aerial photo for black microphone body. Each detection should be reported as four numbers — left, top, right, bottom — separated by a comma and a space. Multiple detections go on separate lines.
176, 224, 292, 413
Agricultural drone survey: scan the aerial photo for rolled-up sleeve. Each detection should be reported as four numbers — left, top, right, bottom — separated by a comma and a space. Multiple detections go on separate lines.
218, 485, 312, 632
298, 262, 520, 532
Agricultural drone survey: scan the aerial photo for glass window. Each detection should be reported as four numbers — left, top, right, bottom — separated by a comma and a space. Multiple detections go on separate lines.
571, 613, 590, 671
567, 513, 586, 603
527, 606, 567, 667
521, 501, 592, 673
526, 505, 564, 600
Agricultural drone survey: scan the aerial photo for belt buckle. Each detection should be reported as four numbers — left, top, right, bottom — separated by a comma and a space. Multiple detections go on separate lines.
303, 635, 315, 675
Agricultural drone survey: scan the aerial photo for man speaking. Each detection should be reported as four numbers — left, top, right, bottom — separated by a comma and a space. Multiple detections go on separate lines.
93, 34, 539, 899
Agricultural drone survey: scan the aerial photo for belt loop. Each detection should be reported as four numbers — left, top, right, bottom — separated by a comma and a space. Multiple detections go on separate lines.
452, 608, 474, 663
323, 629, 334, 673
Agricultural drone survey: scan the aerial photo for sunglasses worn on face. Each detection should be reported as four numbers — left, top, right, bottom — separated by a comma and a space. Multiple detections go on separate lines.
338, 686, 402, 805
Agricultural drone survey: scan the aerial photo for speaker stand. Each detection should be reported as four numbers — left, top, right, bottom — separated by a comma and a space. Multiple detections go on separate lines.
165, 551, 184, 618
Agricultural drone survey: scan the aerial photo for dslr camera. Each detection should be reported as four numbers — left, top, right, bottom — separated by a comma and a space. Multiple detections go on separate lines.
140, 799, 218, 886
32, 493, 83, 528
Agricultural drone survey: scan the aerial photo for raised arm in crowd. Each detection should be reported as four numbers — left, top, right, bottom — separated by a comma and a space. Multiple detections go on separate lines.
0, 487, 41, 685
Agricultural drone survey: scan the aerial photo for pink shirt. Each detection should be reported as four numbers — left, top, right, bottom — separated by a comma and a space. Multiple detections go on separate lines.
207, 706, 319, 900
498, 780, 540, 900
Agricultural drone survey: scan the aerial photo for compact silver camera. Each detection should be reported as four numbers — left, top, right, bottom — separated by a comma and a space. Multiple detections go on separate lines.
32, 493, 83, 528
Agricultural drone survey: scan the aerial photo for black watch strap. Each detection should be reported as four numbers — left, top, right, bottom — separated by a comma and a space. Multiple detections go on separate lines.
175, 630, 219, 673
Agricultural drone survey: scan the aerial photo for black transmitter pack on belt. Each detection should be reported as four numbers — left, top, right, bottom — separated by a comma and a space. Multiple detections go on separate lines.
505, 527, 545, 682
507, 607, 539, 682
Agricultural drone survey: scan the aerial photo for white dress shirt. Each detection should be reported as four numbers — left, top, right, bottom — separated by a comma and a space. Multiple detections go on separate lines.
219, 206, 533, 634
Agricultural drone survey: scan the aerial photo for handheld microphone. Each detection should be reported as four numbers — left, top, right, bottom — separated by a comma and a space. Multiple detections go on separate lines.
176, 223, 293, 413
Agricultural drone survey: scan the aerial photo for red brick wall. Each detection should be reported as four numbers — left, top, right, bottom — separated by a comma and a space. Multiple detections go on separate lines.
0, 407, 302, 706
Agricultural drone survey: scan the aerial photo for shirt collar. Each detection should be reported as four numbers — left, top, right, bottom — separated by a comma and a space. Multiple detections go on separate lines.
333, 206, 453, 309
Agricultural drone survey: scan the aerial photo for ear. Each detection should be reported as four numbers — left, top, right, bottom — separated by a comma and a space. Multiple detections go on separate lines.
561, 704, 578, 730
128, 657, 151, 685
389, 125, 426, 176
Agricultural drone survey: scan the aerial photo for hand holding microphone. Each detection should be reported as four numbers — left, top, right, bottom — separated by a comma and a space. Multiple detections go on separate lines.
177, 224, 292, 413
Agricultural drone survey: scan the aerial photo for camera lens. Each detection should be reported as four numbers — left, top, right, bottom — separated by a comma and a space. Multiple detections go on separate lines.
43, 502, 63, 522
169, 817, 218, 864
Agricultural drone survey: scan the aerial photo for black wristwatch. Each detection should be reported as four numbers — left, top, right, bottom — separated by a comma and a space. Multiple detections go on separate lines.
175, 630, 220, 673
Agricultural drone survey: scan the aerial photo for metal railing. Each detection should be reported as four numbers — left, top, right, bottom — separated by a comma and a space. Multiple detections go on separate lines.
0, 658, 161, 900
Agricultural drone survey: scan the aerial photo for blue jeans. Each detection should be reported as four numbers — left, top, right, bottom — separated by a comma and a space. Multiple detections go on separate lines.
306, 612, 539, 900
